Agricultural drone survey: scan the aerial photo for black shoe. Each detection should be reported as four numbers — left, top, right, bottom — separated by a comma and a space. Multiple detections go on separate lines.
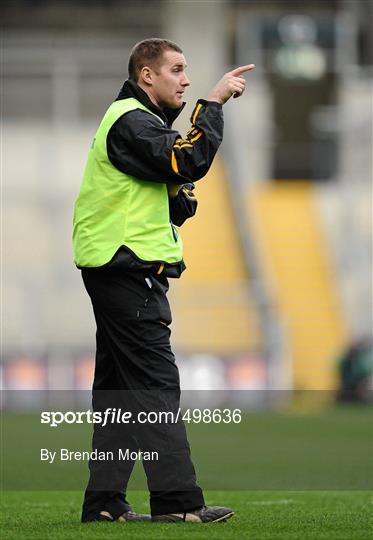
152, 505, 234, 523
99, 510, 151, 522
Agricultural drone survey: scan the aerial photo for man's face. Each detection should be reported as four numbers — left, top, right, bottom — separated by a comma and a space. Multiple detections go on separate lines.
150, 50, 190, 109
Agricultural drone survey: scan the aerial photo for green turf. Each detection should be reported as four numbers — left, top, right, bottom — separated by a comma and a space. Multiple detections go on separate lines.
1, 491, 372, 539
2, 406, 372, 537
3, 406, 372, 490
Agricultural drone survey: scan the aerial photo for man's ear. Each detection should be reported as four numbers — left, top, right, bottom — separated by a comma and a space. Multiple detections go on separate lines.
139, 66, 153, 86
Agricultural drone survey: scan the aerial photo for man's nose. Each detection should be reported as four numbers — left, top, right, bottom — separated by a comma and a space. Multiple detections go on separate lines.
182, 74, 191, 87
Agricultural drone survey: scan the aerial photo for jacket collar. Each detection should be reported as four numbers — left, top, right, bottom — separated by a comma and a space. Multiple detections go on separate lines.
116, 79, 185, 126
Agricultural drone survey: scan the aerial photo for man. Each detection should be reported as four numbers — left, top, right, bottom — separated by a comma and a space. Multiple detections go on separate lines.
73, 38, 254, 524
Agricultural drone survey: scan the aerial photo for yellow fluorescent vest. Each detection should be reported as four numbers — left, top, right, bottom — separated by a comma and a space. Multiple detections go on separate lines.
72, 98, 183, 268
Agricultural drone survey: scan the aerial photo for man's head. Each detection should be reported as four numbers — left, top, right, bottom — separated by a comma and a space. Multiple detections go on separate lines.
128, 38, 190, 109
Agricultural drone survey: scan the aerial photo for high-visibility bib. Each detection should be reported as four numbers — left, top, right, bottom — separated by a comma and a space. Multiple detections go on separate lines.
73, 98, 183, 268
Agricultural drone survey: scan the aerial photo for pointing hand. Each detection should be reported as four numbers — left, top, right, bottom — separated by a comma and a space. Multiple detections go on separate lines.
207, 64, 255, 105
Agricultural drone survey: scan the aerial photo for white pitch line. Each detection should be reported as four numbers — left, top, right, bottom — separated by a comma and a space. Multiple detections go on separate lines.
245, 499, 295, 506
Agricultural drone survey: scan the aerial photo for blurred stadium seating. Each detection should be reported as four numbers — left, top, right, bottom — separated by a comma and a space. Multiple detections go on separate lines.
2, 0, 372, 402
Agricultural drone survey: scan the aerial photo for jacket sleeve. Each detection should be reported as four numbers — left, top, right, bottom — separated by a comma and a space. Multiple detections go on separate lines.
168, 184, 198, 226
106, 99, 223, 184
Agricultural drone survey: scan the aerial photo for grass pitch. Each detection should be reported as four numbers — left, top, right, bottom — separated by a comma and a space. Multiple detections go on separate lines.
2, 405, 372, 538
3, 405, 372, 491
1, 490, 372, 539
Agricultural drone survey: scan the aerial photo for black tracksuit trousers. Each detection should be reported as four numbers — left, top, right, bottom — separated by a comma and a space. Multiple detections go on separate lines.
80, 267, 204, 521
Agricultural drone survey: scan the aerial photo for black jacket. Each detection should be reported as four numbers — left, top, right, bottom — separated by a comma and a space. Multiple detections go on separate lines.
108, 80, 223, 224
109, 79, 223, 183
101, 79, 224, 277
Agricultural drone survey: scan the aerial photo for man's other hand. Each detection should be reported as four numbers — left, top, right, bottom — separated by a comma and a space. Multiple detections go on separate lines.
207, 64, 255, 105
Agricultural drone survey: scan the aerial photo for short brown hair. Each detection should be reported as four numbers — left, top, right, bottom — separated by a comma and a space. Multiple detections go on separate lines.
128, 38, 183, 81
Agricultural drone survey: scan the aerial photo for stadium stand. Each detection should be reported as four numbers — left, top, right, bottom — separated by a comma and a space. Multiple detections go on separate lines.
247, 182, 347, 389
171, 158, 261, 355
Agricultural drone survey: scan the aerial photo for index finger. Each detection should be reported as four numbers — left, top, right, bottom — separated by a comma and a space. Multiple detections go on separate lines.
230, 64, 256, 76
